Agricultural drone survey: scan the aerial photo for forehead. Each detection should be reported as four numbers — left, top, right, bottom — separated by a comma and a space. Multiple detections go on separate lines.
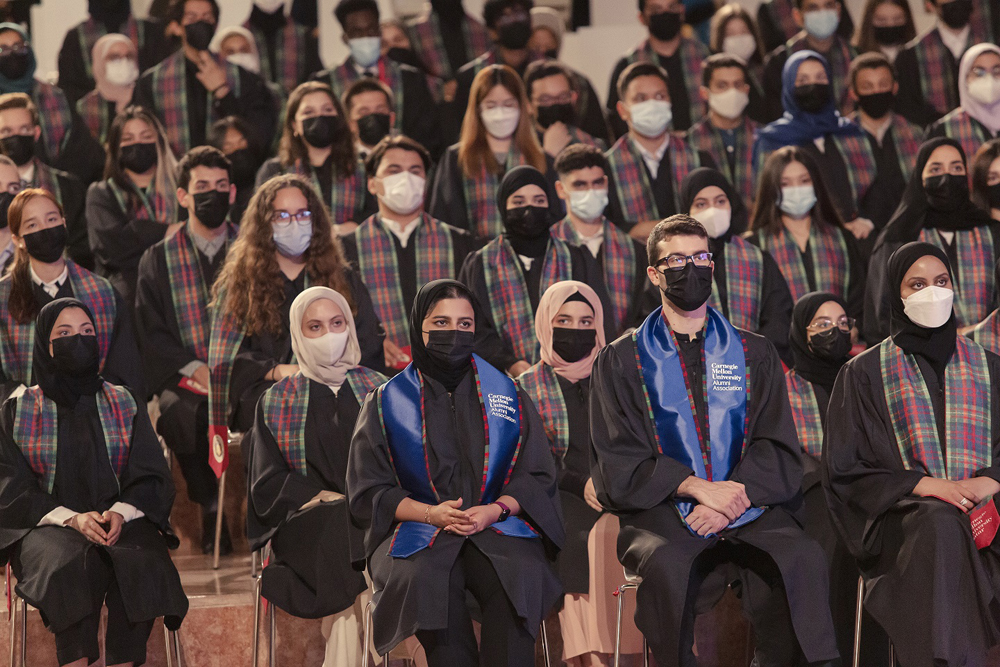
926, 144, 963, 165
303, 297, 344, 319
626, 74, 667, 97
0, 162, 18, 182
0, 29, 23, 47
351, 90, 391, 109
426, 297, 474, 318
23, 195, 59, 218
53, 306, 92, 329
796, 59, 827, 77
554, 299, 594, 318
509, 183, 546, 199
811, 300, 845, 320
655, 233, 708, 257
273, 186, 308, 210
221, 34, 252, 52
694, 185, 727, 200
0, 107, 31, 126
380, 147, 423, 167
188, 164, 228, 182
902, 254, 949, 279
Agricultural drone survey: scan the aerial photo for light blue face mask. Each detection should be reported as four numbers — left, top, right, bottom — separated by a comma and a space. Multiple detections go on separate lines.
273, 220, 313, 257
349, 36, 382, 69
778, 185, 817, 218
803, 8, 840, 40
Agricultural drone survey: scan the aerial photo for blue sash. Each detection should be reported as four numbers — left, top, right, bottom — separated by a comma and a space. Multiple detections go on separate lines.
634, 306, 764, 536
379, 354, 539, 558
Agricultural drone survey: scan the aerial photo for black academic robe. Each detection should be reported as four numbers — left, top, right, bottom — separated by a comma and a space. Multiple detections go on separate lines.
243, 378, 367, 618
894, 35, 960, 127
859, 127, 909, 233
247, 6, 323, 91
0, 388, 187, 633
823, 346, 1000, 665
228, 269, 385, 433
589, 328, 838, 666
799, 140, 862, 230
28, 83, 106, 185
346, 370, 564, 656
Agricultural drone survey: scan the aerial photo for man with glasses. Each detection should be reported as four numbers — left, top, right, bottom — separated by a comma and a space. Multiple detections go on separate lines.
590, 215, 840, 667
525, 61, 606, 159
135, 145, 237, 555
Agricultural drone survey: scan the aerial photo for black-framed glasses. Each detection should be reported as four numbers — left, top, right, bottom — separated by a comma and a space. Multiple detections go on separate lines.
272, 210, 313, 228
806, 316, 855, 332
654, 252, 713, 272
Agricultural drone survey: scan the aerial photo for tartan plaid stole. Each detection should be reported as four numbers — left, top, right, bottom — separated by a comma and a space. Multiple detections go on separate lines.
324, 58, 404, 133
625, 39, 708, 128
516, 362, 569, 457
552, 216, 634, 330
829, 133, 875, 210
971, 310, 1000, 356
13, 383, 136, 494
77, 16, 142, 81
32, 161, 63, 205
76, 90, 111, 145
709, 236, 764, 331
761, 225, 849, 302
353, 213, 455, 345
163, 224, 236, 361
568, 127, 602, 149
262, 372, 311, 475
245, 18, 306, 93
763, 0, 798, 42
918, 226, 995, 327
33, 83, 71, 164
936, 109, 991, 171
972, 2, 994, 43
607, 135, 698, 224
784, 370, 823, 457
462, 148, 528, 240
482, 237, 573, 364
890, 114, 924, 181
787, 35, 856, 113
151, 52, 241, 156
688, 117, 758, 206
292, 158, 367, 224
107, 177, 177, 224
880, 336, 991, 480
913, 29, 959, 116
407, 12, 491, 80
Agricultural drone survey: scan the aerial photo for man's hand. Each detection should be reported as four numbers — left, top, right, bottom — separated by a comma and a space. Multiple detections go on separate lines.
685, 504, 729, 537
300, 489, 345, 511
542, 121, 572, 157
102, 510, 125, 546
913, 477, 980, 513
584, 478, 602, 512
677, 476, 750, 521
195, 51, 227, 95
192, 364, 211, 391
844, 217, 874, 240
445, 503, 501, 536
66, 511, 109, 544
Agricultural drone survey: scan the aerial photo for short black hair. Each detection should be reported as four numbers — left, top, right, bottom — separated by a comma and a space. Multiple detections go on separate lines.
483, 0, 533, 29
524, 60, 576, 99
334, 0, 379, 29
848, 51, 896, 91
617, 61, 669, 102
168, 0, 220, 24
554, 143, 608, 177
364, 135, 432, 177
646, 215, 708, 266
176, 145, 232, 192
701, 53, 749, 87
209, 115, 254, 151
343, 77, 394, 114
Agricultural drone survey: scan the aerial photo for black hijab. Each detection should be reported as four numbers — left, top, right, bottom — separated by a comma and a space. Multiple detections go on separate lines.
875, 137, 994, 249
497, 165, 554, 259
409, 279, 484, 391
888, 242, 957, 378
679, 167, 750, 238
34, 298, 103, 408
789, 291, 848, 392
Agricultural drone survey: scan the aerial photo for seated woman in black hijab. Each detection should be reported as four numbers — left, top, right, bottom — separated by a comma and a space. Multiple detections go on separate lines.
0, 298, 186, 667
347, 279, 564, 667
824, 242, 1000, 665
865, 137, 1000, 343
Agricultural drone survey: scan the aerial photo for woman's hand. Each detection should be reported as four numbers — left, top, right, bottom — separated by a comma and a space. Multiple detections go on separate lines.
267, 364, 300, 381
299, 490, 345, 511
444, 503, 501, 536
102, 510, 125, 546
428, 498, 473, 530
66, 511, 109, 544
384, 340, 410, 368
913, 477, 980, 512
844, 217, 874, 239
584, 478, 603, 512
957, 477, 1000, 504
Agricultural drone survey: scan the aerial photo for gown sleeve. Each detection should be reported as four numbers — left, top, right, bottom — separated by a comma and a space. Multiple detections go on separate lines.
116, 389, 176, 533
757, 250, 794, 366
101, 288, 147, 400
428, 147, 469, 233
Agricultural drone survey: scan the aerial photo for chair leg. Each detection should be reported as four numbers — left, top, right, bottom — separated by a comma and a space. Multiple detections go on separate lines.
889, 642, 895, 666
852, 576, 864, 667
268, 601, 276, 667
164, 622, 174, 667
642, 637, 649, 667
363, 601, 374, 667
540, 617, 551, 667
173, 629, 182, 666
613, 584, 628, 667
213, 470, 227, 570
253, 560, 262, 667
18, 598, 25, 667
8, 592, 16, 667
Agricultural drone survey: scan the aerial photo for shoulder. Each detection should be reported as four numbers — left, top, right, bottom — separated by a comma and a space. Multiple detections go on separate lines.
86, 179, 112, 198
682, 36, 710, 57
32, 80, 67, 102
137, 238, 167, 272
840, 343, 882, 385
606, 134, 629, 157
737, 328, 780, 365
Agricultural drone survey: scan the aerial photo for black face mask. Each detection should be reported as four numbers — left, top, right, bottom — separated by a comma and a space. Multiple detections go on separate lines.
503, 205, 552, 239
119, 141, 158, 174
873, 24, 907, 45
923, 173, 969, 212
939, 0, 973, 30
648, 11, 683, 41
357, 112, 391, 147
192, 190, 231, 229
659, 262, 714, 312
535, 102, 576, 129
0, 134, 33, 166
0, 50, 30, 81
0, 191, 14, 230
794, 83, 831, 113
808, 327, 852, 361
227, 147, 257, 186
431, 0, 465, 22
551, 327, 596, 363
987, 182, 1000, 209
185, 20, 216, 51
497, 18, 532, 50
857, 90, 894, 119
387, 47, 425, 71
300, 114, 344, 149
50, 334, 100, 379
423, 329, 475, 369
23, 224, 67, 264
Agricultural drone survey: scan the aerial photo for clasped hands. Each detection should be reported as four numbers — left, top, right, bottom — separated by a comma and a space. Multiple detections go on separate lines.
65, 510, 124, 546
913, 476, 1000, 513
677, 476, 752, 537
427, 497, 502, 536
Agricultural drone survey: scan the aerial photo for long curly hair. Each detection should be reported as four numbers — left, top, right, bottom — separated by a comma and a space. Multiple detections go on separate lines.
211, 174, 355, 337
6, 189, 65, 324
278, 81, 357, 178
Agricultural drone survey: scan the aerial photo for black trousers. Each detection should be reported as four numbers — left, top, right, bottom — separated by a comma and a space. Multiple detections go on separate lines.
157, 383, 217, 506
415, 541, 536, 667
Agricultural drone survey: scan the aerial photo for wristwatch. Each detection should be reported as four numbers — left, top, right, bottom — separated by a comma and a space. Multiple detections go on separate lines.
495, 501, 511, 522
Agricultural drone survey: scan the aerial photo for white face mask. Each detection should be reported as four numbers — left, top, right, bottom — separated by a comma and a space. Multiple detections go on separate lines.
778, 185, 817, 218
255, 0, 286, 12
480, 106, 520, 139
273, 219, 313, 257
902, 285, 954, 329
226, 52, 260, 74
105, 58, 139, 87
627, 99, 672, 138
722, 34, 757, 62
803, 8, 840, 40
349, 36, 382, 69
691, 206, 732, 239
378, 171, 426, 216
568, 187, 608, 222
967, 75, 1000, 106
708, 88, 750, 120
300, 330, 350, 369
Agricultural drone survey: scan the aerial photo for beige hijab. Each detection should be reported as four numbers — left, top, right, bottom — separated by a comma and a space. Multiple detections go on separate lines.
535, 280, 605, 383
92, 33, 137, 112
289, 287, 360, 389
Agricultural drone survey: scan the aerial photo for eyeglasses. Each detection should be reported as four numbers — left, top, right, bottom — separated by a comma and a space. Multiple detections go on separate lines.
0, 44, 28, 58
806, 316, 855, 332
654, 252, 713, 271
971, 66, 1000, 79
272, 210, 313, 227
535, 93, 573, 106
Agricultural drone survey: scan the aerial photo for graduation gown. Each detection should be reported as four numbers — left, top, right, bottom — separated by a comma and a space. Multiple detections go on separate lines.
0, 388, 187, 633
347, 370, 564, 656
244, 378, 368, 618
823, 346, 1000, 666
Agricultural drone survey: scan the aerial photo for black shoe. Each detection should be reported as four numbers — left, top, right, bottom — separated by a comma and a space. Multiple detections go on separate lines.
201, 510, 233, 556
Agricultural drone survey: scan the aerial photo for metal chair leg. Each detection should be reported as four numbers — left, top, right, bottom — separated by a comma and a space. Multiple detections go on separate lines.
18, 597, 25, 667
613, 582, 635, 667
852, 576, 864, 667
363, 600, 375, 667
173, 629, 182, 666
8, 591, 16, 667
252, 551, 263, 667
213, 470, 227, 570
268, 599, 277, 667
164, 623, 173, 667
540, 618, 551, 667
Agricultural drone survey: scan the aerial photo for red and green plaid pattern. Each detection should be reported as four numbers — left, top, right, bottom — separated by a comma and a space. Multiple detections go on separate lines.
890, 113, 924, 181
935, 109, 991, 174
784, 370, 823, 457
830, 133, 875, 215
290, 158, 367, 225
407, 12, 490, 80
482, 236, 573, 364
346, 366, 388, 402
971, 309, 1000, 355
516, 362, 569, 457
624, 38, 709, 130
354, 213, 455, 346
568, 127, 603, 150
150, 51, 241, 156
461, 147, 528, 240
32, 161, 63, 206
261, 372, 310, 475
880, 336, 991, 480
246, 18, 308, 93
918, 226, 995, 328
324, 59, 404, 134
552, 216, 635, 330
76, 89, 112, 145
33, 83, 71, 165
207, 284, 248, 470
912, 29, 959, 117
607, 134, 699, 226
709, 236, 764, 331
787, 35, 856, 115
688, 117, 758, 206
76, 16, 142, 81
13, 383, 136, 494
107, 177, 177, 225
761, 226, 849, 303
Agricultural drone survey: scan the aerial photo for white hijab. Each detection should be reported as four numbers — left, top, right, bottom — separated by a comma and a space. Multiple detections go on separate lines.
289, 287, 360, 390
